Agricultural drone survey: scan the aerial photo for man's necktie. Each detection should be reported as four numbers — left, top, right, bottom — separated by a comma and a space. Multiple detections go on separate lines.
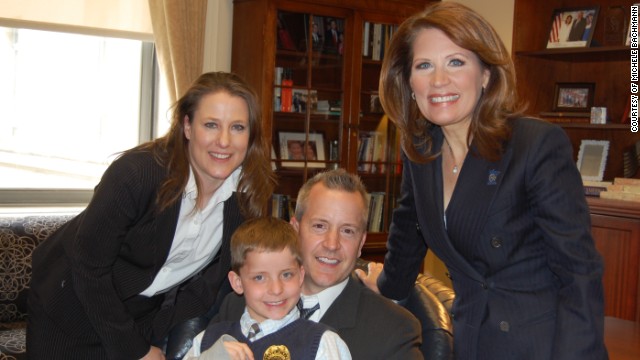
298, 300, 320, 320
247, 322, 261, 340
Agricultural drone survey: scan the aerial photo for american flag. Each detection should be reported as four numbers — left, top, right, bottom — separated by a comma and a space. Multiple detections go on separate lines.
549, 14, 562, 43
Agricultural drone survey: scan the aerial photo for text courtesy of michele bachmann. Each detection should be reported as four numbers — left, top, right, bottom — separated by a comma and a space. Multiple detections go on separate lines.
632, 4, 638, 132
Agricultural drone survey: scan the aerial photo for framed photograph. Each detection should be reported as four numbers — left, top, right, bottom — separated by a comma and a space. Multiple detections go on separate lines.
553, 82, 595, 112
278, 132, 326, 168
291, 89, 318, 113
577, 140, 610, 182
546, 6, 599, 49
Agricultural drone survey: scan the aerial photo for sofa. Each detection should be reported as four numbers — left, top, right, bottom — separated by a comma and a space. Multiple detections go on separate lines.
356, 258, 455, 359
0, 212, 456, 360
0, 212, 78, 360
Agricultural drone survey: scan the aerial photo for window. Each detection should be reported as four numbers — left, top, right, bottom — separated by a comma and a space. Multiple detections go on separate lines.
0, 26, 169, 206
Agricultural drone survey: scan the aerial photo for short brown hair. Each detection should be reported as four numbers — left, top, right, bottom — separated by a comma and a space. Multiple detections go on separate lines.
294, 168, 369, 229
230, 217, 301, 273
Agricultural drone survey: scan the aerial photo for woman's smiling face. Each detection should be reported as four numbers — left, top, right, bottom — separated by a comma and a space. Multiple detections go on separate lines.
409, 28, 489, 129
184, 91, 249, 193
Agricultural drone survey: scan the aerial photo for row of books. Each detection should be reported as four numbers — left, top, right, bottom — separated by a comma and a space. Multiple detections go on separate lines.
357, 131, 386, 173
584, 178, 640, 202
367, 192, 386, 233
363, 22, 397, 61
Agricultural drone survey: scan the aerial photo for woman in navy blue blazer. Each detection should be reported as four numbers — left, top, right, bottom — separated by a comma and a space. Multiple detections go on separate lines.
358, 3, 607, 359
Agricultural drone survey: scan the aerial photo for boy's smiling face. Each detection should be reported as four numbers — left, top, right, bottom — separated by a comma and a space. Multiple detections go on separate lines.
229, 248, 304, 322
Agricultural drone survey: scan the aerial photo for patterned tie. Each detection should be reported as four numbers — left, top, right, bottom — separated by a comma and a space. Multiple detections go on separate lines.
297, 299, 320, 320
247, 322, 261, 341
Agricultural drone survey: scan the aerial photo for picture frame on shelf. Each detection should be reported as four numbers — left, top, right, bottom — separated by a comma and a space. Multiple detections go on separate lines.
552, 82, 595, 113
546, 6, 599, 49
577, 140, 610, 182
603, 6, 627, 46
278, 132, 326, 168
291, 89, 317, 113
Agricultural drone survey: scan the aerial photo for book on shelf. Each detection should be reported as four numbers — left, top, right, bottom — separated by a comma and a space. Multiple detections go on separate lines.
357, 131, 386, 173
271, 194, 294, 221
583, 180, 612, 197
596, 177, 640, 202
363, 21, 371, 57
366, 192, 385, 232
372, 23, 382, 61
599, 191, 640, 202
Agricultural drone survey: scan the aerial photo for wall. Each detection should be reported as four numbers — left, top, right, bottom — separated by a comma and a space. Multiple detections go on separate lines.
445, 0, 514, 53
0, 0, 153, 40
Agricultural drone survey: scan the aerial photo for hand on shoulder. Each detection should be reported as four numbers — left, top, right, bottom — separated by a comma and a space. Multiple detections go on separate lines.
355, 261, 383, 294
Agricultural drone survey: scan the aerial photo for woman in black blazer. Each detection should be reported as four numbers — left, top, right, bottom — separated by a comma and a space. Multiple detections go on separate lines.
27, 72, 276, 360
358, 3, 607, 359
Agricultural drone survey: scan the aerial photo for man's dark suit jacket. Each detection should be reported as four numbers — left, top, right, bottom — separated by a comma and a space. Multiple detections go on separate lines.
568, 17, 587, 41
28, 151, 244, 359
215, 276, 422, 359
379, 118, 607, 359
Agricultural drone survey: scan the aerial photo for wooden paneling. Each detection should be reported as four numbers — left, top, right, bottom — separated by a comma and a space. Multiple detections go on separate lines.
588, 197, 640, 322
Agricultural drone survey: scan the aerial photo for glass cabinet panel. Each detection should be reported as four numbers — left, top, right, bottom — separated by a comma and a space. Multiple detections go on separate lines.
357, 21, 402, 233
272, 10, 346, 219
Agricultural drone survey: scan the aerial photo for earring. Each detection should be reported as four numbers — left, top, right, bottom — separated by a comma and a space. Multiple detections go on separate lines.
411, 92, 416, 100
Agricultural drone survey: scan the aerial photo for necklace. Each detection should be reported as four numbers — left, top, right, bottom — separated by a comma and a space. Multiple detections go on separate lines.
444, 138, 459, 174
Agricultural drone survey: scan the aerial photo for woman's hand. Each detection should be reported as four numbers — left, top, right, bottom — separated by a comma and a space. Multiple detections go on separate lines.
140, 346, 165, 360
355, 261, 383, 294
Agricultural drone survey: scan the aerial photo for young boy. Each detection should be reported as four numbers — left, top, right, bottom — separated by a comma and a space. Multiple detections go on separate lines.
184, 217, 351, 360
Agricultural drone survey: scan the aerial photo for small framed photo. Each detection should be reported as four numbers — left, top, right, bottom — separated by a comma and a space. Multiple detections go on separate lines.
577, 140, 610, 182
553, 82, 595, 112
546, 6, 599, 49
278, 132, 326, 168
590, 107, 607, 124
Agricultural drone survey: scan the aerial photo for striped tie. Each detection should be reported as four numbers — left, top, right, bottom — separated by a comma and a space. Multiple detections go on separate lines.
298, 300, 320, 320
247, 322, 261, 341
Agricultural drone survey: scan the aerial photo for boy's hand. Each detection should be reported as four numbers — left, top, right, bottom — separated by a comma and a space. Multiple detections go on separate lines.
221, 340, 254, 360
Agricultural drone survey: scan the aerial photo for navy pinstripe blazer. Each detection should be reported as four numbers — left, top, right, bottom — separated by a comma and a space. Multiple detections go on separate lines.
29, 151, 244, 359
379, 118, 607, 359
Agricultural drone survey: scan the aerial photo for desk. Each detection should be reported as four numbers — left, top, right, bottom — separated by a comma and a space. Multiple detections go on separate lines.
605, 317, 640, 359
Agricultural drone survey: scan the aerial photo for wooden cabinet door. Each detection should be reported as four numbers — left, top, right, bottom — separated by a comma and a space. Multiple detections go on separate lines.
591, 214, 640, 321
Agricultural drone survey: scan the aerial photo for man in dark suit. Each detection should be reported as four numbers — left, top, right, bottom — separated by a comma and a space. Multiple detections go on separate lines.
568, 11, 587, 41
213, 169, 422, 359
324, 18, 341, 54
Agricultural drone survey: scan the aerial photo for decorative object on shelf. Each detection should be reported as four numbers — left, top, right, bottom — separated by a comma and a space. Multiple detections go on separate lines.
278, 132, 325, 168
603, 6, 627, 46
546, 6, 600, 49
590, 107, 608, 124
552, 82, 595, 116
369, 94, 383, 113
577, 140, 610, 182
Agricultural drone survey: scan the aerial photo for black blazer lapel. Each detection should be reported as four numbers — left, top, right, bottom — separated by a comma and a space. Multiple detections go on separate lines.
319, 276, 361, 330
